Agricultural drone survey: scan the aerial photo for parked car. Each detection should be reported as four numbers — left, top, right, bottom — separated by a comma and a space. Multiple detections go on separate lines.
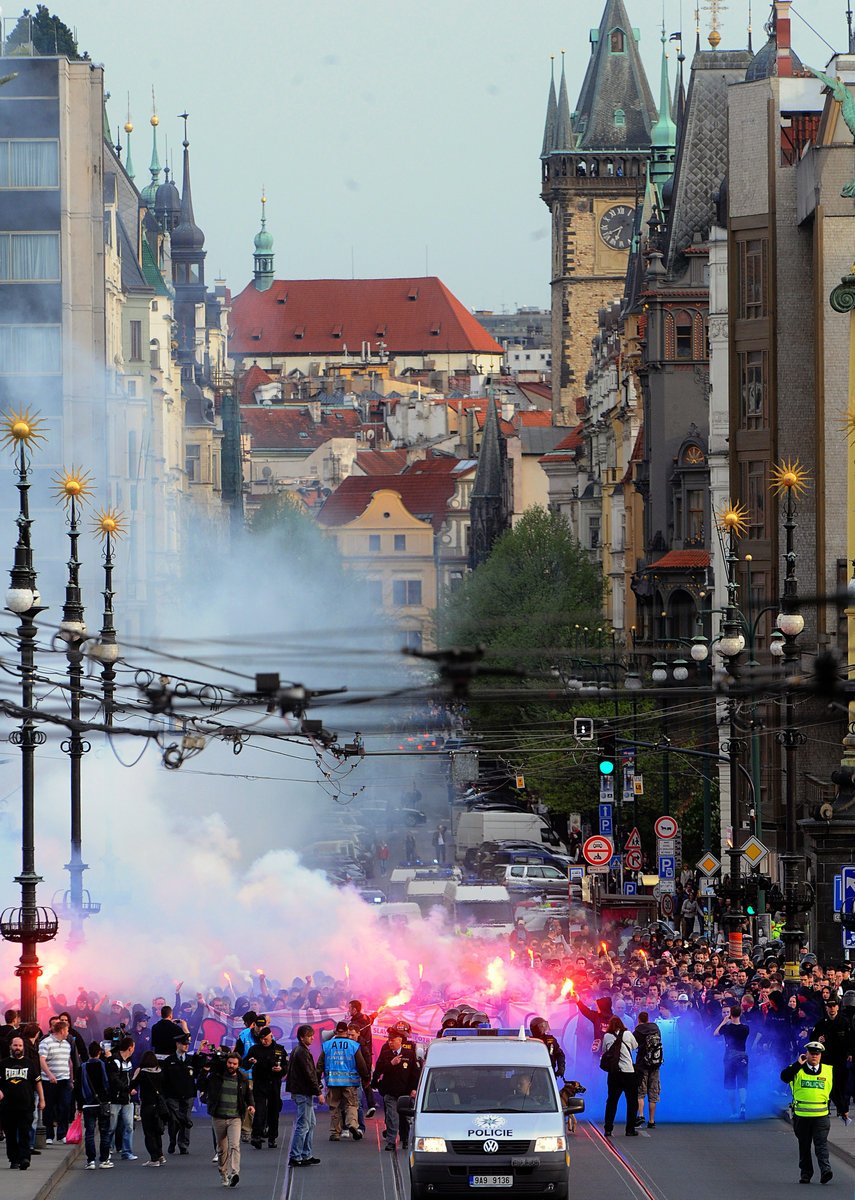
495, 862, 574, 897
475, 842, 571, 880
357, 804, 427, 828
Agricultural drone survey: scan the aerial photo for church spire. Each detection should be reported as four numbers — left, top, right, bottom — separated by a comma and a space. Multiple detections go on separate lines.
554, 51, 574, 151
253, 190, 275, 292
573, 0, 657, 150
650, 24, 677, 190
541, 57, 558, 158
140, 89, 161, 207
170, 112, 206, 287
123, 97, 135, 182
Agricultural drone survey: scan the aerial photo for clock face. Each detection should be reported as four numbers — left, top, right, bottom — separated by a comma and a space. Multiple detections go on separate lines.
599, 204, 635, 251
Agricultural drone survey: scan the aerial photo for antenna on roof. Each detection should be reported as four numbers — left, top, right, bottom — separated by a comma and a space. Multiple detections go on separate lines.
351, 245, 355, 280
425, 245, 430, 277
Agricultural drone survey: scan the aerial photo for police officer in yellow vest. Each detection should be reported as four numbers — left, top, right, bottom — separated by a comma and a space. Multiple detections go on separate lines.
780, 1041, 834, 1185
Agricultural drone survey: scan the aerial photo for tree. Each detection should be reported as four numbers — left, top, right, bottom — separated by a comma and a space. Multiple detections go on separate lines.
5, 6, 87, 59
438, 507, 605, 674
249, 492, 345, 576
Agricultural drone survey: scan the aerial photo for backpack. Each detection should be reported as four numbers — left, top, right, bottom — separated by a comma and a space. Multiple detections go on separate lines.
599, 1031, 624, 1073
639, 1032, 663, 1069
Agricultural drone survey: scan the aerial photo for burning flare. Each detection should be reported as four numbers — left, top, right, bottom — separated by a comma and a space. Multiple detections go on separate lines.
559, 978, 575, 1000
485, 956, 507, 997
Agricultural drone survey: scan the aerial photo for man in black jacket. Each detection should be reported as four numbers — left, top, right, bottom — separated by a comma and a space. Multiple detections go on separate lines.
812, 996, 853, 1123
207, 1051, 254, 1187
371, 1030, 420, 1150
162, 1032, 198, 1155
242, 1026, 287, 1149
285, 1024, 322, 1168
151, 1005, 185, 1060
0, 1035, 44, 1170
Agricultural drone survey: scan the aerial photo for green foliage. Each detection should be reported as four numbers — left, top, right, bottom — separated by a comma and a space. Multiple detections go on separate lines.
249, 492, 346, 577
438, 508, 605, 672
5, 6, 87, 59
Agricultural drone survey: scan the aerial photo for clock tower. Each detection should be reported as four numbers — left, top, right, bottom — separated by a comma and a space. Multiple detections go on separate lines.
541, 0, 658, 422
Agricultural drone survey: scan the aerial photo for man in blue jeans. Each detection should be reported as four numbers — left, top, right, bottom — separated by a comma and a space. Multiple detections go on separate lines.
106, 1036, 138, 1160
285, 1025, 322, 1167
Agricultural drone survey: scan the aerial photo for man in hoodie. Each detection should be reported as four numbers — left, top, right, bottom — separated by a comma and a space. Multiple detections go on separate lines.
0, 1035, 44, 1171
317, 1021, 370, 1141
576, 995, 613, 1054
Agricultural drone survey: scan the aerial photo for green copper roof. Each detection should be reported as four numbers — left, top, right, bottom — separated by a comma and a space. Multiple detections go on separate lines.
651, 30, 677, 149
254, 195, 274, 252
141, 236, 171, 297
140, 118, 161, 207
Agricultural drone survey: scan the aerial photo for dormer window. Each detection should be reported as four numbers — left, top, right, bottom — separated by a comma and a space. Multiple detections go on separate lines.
407, 288, 419, 301
298, 431, 309, 439
294, 325, 305, 339
331, 323, 343, 338
431, 322, 441, 336
610, 28, 626, 53
250, 327, 262, 341
614, 108, 626, 128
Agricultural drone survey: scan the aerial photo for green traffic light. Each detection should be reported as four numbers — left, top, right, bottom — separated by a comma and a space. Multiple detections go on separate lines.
599, 760, 615, 776
746, 905, 756, 916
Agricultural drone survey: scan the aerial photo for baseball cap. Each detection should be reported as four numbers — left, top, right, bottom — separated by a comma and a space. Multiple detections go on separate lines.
677, 993, 689, 1002
805, 1041, 824, 1053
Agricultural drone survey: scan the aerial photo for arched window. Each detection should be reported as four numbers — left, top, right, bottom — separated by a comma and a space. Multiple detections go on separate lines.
610, 28, 626, 53
614, 108, 626, 128
675, 311, 693, 359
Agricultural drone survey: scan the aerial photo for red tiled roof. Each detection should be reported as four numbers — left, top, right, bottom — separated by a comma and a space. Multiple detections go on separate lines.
539, 425, 584, 464
516, 410, 554, 428
240, 406, 361, 451
229, 277, 504, 358
518, 381, 552, 404
355, 449, 408, 475
630, 427, 644, 462
316, 475, 456, 532
647, 550, 710, 571
240, 364, 274, 404
405, 454, 460, 474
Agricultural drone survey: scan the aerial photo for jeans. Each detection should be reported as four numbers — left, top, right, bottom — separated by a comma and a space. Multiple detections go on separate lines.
109, 1101, 134, 1156
604, 1071, 638, 1135
213, 1115, 241, 1179
793, 1114, 831, 1181
83, 1105, 112, 1164
288, 1095, 316, 1162
43, 1078, 73, 1140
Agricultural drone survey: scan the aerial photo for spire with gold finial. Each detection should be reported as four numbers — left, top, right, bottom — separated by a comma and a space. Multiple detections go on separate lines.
140, 87, 161, 207
123, 94, 135, 181
650, 19, 677, 189
253, 188, 275, 292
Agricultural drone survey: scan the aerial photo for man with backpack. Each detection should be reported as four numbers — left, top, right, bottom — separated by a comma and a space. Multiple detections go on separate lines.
633, 1011, 663, 1128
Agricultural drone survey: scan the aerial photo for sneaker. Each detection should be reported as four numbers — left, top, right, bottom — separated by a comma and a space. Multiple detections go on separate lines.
288, 1159, 303, 1167
222, 1176, 231, 1187
385, 1143, 396, 1151
143, 1160, 161, 1167
647, 1122, 656, 1129
230, 1172, 239, 1187
348, 1127, 363, 1141
822, 1171, 834, 1185
251, 1141, 262, 1150
634, 1116, 645, 1126
19, 1161, 30, 1171
366, 1106, 377, 1118
842, 1115, 852, 1128
86, 1162, 97, 1170
268, 1140, 277, 1148
100, 1161, 114, 1169
303, 1157, 321, 1165
45, 1139, 54, 1145
329, 1134, 340, 1141
121, 1154, 138, 1161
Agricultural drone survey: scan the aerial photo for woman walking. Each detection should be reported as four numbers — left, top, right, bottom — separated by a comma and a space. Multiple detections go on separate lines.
601, 1016, 639, 1138
134, 1051, 167, 1165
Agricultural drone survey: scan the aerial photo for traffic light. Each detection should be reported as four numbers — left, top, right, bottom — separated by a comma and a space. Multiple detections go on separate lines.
598, 726, 616, 776
573, 717, 594, 741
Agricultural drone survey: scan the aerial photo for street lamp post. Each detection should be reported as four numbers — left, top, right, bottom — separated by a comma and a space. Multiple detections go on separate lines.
0, 410, 57, 1022
88, 509, 124, 725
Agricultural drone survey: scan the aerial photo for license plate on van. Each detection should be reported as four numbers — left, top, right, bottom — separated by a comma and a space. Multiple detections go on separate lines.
469, 1177, 512, 1188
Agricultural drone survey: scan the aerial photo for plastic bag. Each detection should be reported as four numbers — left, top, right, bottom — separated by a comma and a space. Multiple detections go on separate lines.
65, 1112, 83, 1144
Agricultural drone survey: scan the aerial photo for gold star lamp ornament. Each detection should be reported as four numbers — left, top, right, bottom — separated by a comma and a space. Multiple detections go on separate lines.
0, 407, 47, 452
92, 508, 127, 540
769, 459, 810, 498
715, 500, 749, 539
52, 468, 94, 507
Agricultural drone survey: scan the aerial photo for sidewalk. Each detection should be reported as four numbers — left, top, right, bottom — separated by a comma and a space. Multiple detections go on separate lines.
826, 1112, 855, 1170
4, 1142, 81, 1200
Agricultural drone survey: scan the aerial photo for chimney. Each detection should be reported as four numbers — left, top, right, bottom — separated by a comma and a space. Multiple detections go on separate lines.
775, 1, 794, 77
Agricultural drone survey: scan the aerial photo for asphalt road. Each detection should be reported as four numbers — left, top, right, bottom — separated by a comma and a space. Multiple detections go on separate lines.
51, 1110, 855, 1200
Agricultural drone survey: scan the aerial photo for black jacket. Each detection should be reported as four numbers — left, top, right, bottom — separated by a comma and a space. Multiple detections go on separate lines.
151, 1018, 185, 1056
106, 1055, 136, 1104
161, 1052, 199, 1100
537, 1034, 566, 1078
285, 1043, 321, 1097
371, 1042, 421, 1098
206, 1062, 253, 1118
811, 1015, 852, 1064
242, 1041, 287, 1093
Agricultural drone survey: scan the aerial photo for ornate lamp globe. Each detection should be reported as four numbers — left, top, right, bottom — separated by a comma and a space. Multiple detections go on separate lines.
672, 659, 690, 682
651, 661, 668, 684
691, 636, 709, 662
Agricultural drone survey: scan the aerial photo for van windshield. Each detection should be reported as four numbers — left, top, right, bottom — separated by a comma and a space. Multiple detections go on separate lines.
455, 903, 513, 927
422, 1066, 558, 1113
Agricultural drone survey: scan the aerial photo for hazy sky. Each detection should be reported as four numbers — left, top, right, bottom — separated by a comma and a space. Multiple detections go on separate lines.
39, 1, 852, 310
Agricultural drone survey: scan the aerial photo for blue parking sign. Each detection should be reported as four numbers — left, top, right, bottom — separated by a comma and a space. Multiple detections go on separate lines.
624, 882, 637, 896
599, 803, 613, 837
842, 868, 855, 948
658, 854, 676, 880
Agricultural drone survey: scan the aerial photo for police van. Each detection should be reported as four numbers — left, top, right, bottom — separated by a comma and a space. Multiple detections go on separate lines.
400, 1028, 580, 1199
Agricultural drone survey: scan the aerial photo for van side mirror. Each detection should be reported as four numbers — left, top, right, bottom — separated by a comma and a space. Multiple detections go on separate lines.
563, 1097, 585, 1115
397, 1096, 415, 1117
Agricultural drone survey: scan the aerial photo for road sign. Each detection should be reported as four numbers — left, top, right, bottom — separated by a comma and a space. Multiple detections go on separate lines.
623, 785, 636, 803
515, 774, 525, 789
600, 775, 614, 800
568, 866, 584, 882
843, 866, 855, 948
652, 883, 661, 900
835, 874, 842, 913
599, 803, 614, 837
739, 836, 769, 867
697, 852, 721, 878
625, 848, 643, 871
583, 835, 614, 866
657, 838, 676, 856
661, 893, 675, 916
610, 853, 622, 869
588, 864, 610, 874
633, 776, 644, 795
623, 882, 638, 896
625, 827, 641, 850
659, 879, 676, 895
658, 854, 676, 880
654, 815, 679, 840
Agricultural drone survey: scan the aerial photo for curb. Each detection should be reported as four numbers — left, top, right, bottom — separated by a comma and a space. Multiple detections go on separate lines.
32, 1144, 82, 1200
779, 1113, 855, 1173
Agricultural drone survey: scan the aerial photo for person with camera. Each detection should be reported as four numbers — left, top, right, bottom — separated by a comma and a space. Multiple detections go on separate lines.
162, 1030, 199, 1155
781, 1041, 834, 1185
242, 1025, 287, 1149
207, 1049, 254, 1188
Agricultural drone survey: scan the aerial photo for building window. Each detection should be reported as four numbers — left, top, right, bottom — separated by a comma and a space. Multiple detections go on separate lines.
393, 579, 422, 606
401, 629, 423, 652
739, 349, 767, 429
368, 579, 383, 608
0, 140, 60, 188
739, 237, 768, 320
614, 108, 626, 127
129, 320, 142, 361
675, 312, 694, 359
686, 488, 704, 542
394, 534, 406, 551
589, 517, 600, 549
744, 459, 768, 539
185, 443, 201, 482
0, 324, 61, 374
127, 379, 137, 398
610, 27, 626, 52
0, 233, 60, 281
368, 533, 381, 552
150, 339, 160, 369
449, 570, 464, 593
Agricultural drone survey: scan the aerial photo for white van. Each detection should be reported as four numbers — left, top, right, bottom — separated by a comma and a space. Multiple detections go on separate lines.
376, 901, 422, 929
454, 812, 564, 860
453, 885, 515, 939
403, 1031, 579, 1200
407, 879, 456, 918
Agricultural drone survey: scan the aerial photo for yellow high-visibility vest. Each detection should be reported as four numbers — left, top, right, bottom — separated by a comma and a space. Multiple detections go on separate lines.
791, 1065, 833, 1117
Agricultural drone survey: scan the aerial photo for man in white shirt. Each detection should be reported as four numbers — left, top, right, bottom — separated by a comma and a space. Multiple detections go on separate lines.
39, 1018, 74, 1143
